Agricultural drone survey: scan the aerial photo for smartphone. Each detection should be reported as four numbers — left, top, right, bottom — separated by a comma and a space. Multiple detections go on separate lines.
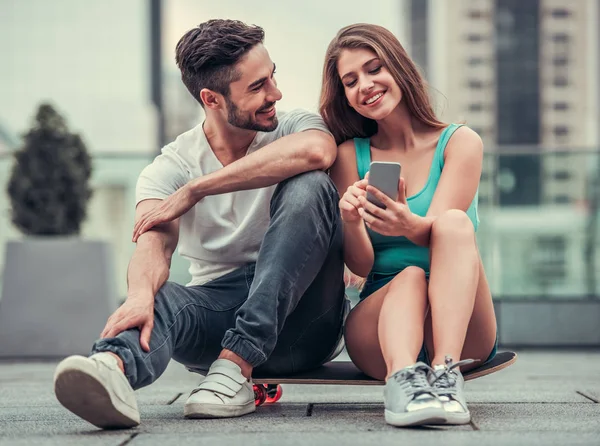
367, 161, 401, 209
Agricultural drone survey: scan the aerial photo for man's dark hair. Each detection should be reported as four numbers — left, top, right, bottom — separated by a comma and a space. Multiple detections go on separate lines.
175, 19, 265, 107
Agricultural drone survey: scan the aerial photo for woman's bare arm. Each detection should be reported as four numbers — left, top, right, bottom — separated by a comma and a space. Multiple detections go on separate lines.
330, 140, 375, 277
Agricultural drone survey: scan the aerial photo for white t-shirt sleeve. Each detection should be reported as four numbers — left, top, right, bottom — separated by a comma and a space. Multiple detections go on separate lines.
135, 145, 189, 205
277, 109, 333, 137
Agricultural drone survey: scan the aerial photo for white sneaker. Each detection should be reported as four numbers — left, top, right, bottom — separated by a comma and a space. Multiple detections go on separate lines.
430, 356, 476, 425
54, 353, 140, 429
184, 359, 255, 419
384, 362, 447, 427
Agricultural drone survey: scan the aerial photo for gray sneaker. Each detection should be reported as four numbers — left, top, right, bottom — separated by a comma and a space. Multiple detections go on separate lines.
430, 356, 476, 425
384, 362, 447, 427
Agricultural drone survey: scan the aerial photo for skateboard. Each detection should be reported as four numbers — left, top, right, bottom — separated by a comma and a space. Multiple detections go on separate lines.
250, 351, 517, 406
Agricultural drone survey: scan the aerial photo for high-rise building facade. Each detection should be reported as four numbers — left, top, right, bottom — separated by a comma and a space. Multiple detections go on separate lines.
406, 0, 599, 208
403, 0, 600, 302
402, 0, 600, 346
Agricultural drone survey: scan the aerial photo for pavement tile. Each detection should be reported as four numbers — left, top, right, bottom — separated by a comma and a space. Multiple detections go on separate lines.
471, 403, 600, 432
1, 351, 599, 445
125, 432, 600, 446
0, 434, 133, 446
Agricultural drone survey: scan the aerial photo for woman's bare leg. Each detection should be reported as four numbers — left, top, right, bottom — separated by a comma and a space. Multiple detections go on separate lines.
344, 266, 428, 380
425, 209, 497, 368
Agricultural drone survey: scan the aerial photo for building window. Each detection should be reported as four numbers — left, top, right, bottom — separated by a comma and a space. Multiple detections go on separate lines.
468, 9, 487, 19
553, 195, 571, 204
553, 76, 568, 87
553, 126, 569, 137
551, 33, 570, 44
553, 102, 569, 111
550, 9, 571, 19
553, 55, 568, 67
553, 170, 571, 180
468, 79, 485, 89
469, 103, 484, 112
467, 34, 485, 42
468, 57, 486, 66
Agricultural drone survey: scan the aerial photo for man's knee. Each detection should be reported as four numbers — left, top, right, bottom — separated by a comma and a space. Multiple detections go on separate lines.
274, 170, 339, 207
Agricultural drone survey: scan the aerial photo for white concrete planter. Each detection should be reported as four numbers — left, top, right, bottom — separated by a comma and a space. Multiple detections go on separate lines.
0, 238, 117, 358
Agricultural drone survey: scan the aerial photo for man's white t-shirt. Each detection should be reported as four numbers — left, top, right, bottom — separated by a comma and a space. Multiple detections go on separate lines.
135, 109, 332, 286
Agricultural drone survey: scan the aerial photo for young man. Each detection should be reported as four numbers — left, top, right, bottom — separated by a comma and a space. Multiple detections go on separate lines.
53, 19, 347, 428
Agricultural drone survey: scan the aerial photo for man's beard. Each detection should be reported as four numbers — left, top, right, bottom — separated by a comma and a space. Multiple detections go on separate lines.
226, 97, 278, 132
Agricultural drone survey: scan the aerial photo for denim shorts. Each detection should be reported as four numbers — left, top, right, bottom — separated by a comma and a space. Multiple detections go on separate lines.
359, 271, 498, 366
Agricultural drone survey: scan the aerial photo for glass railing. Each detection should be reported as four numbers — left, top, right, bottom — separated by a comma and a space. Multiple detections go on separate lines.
2, 149, 600, 300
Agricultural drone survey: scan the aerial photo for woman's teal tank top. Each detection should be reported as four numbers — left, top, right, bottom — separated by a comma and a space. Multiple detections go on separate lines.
353, 124, 480, 275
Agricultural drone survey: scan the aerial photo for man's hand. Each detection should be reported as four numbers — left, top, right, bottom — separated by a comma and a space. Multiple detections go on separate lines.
132, 184, 196, 242
101, 297, 155, 352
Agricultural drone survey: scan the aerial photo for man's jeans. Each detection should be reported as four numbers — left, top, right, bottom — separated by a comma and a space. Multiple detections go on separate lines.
92, 171, 348, 390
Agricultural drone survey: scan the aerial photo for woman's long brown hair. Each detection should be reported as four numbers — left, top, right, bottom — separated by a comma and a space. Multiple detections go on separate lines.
319, 23, 446, 145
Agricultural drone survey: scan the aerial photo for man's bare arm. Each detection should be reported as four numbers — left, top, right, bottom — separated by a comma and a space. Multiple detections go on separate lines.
102, 199, 179, 351
127, 199, 180, 298
132, 130, 336, 242
190, 130, 336, 200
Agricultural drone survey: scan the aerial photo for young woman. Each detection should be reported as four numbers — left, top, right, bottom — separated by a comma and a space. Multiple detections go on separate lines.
320, 23, 498, 427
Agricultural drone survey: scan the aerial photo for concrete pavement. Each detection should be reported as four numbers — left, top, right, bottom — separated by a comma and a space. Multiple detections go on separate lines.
1, 350, 599, 445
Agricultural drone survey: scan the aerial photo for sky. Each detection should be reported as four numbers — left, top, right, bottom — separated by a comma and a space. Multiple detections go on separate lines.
0, 0, 405, 153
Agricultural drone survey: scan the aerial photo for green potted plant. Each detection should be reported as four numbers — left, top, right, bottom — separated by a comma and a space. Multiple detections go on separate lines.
7, 103, 93, 236
0, 103, 117, 358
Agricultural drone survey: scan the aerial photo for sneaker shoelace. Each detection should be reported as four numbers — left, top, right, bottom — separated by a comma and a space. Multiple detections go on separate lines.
392, 363, 438, 399
430, 355, 478, 397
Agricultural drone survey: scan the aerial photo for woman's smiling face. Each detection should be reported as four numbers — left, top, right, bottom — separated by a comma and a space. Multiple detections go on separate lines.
337, 47, 402, 121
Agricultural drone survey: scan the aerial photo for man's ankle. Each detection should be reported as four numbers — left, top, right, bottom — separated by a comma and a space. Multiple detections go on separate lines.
97, 352, 125, 374
218, 349, 253, 379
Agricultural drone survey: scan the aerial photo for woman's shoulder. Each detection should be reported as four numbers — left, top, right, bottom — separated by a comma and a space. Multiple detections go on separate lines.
332, 139, 359, 170
444, 124, 483, 158
338, 138, 357, 151
448, 124, 483, 145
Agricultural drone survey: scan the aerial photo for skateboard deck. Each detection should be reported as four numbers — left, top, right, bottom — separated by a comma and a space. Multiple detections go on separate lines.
253, 351, 517, 386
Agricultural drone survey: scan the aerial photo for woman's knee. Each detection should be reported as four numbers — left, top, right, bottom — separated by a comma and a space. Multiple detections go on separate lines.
388, 266, 427, 290
430, 209, 475, 241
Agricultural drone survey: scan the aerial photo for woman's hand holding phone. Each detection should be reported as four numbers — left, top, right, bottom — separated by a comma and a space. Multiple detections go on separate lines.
359, 177, 416, 237
340, 178, 369, 224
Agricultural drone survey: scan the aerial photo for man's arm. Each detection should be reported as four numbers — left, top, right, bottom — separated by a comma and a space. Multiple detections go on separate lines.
189, 130, 336, 200
132, 125, 336, 242
102, 199, 180, 351
127, 199, 180, 299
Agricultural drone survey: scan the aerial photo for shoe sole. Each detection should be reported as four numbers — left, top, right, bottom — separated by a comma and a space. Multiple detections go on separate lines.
442, 412, 471, 425
54, 356, 140, 429
184, 401, 255, 419
385, 407, 448, 427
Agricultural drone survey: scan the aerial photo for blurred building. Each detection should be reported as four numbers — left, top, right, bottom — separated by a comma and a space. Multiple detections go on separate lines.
0, 0, 162, 299
163, 70, 203, 143
403, 0, 600, 346
0, 0, 158, 154
407, 0, 598, 205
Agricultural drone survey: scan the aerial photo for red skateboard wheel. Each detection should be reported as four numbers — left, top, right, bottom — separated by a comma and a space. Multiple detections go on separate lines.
264, 384, 283, 404
253, 383, 267, 406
